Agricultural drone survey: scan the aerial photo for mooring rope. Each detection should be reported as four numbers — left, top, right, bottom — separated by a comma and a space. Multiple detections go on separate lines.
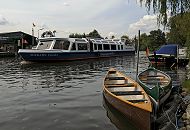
161, 105, 178, 130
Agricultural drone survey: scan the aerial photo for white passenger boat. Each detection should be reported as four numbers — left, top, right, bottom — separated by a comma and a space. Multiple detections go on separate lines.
18, 37, 135, 62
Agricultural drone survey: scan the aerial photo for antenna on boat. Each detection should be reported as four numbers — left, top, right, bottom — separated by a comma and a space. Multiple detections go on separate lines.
136, 30, 140, 81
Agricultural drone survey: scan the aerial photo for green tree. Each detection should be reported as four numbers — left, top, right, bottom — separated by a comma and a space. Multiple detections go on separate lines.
139, 33, 149, 51
139, 29, 166, 51
69, 33, 86, 38
41, 31, 54, 38
148, 29, 166, 50
167, 12, 190, 46
87, 29, 102, 38
121, 35, 131, 45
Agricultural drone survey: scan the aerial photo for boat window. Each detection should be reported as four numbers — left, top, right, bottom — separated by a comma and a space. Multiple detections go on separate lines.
78, 43, 87, 50
94, 44, 97, 50
37, 40, 53, 49
111, 45, 116, 50
118, 45, 120, 50
98, 44, 102, 50
121, 45, 123, 50
53, 40, 70, 50
71, 43, 76, 50
103, 44, 110, 50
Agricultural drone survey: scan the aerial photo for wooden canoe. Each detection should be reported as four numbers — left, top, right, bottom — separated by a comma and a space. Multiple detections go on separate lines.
137, 67, 172, 108
103, 68, 152, 130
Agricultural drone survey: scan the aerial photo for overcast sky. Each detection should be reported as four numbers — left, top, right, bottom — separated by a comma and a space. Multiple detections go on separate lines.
0, 0, 163, 38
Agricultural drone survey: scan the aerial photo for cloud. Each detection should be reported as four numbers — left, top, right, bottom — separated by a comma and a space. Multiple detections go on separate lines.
127, 15, 161, 37
63, 2, 70, 6
0, 15, 9, 25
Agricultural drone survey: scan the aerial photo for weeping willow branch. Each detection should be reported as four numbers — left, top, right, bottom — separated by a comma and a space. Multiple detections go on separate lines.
140, 0, 190, 26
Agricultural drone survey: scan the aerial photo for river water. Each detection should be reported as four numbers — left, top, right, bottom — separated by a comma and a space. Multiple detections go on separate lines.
0, 53, 187, 130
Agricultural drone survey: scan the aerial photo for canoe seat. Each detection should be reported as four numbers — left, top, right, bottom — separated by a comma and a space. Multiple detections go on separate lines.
107, 86, 139, 92
147, 75, 165, 78
104, 78, 128, 85
108, 70, 117, 74
141, 80, 169, 85
112, 91, 142, 95
140, 75, 166, 80
106, 83, 135, 88
140, 77, 165, 80
105, 77, 125, 80
128, 99, 148, 103
119, 95, 147, 103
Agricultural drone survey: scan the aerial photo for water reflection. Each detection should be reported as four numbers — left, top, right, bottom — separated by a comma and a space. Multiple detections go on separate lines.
18, 56, 137, 93
103, 96, 138, 130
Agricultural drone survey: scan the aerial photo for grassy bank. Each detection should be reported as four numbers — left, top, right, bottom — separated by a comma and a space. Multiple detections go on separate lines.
182, 79, 190, 92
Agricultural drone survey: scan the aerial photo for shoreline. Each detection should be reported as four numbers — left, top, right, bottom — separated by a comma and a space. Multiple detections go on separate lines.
179, 88, 190, 130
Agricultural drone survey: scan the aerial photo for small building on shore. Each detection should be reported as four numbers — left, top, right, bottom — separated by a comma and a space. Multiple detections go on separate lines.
0, 31, 37, 56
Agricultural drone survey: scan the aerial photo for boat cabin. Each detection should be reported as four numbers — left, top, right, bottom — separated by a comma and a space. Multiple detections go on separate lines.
34, 37, 127, 52
91, 39, 125, 52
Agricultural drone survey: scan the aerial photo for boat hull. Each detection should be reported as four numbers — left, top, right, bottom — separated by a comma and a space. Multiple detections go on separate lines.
103, 68, 152, 130
103, 90, 151, 130
18, 49, 135, 62
148, 54, 189, 67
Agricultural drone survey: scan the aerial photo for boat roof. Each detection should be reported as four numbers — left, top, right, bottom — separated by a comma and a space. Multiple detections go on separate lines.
91, 39, 124, 45
155, 44, 177, 56
38, 37, 124, 44
38, 37, 88, 42
39, 37, 68, 40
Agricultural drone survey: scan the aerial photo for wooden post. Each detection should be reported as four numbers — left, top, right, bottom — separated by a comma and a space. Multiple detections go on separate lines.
32, 28, 34, 46
136, 30, 140, 81
177, 45, 179, 68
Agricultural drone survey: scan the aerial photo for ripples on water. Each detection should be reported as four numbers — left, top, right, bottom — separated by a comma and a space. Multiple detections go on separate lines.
0, 53, 187, 130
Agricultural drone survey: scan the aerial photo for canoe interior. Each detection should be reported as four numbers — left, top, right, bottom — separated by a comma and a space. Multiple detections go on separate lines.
137, 68, 172, 105
138, 69, 171, 89
104, 69, 152, 107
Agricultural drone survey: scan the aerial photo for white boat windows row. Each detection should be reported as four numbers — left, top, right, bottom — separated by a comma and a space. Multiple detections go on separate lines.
93, 41, 123, 45
37, 38, 125, 51
93, 44, 123, 51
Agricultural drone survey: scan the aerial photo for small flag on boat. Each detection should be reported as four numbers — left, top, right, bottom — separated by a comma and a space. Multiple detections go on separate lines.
146, 47, 149, 57
21, 38, 28, 44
